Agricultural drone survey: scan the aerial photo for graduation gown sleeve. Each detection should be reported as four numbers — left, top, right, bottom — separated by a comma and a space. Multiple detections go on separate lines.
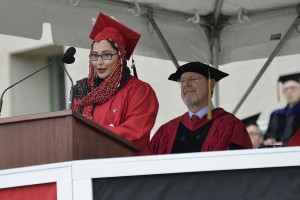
151, 120, 176, 154
201, 111, 253, 151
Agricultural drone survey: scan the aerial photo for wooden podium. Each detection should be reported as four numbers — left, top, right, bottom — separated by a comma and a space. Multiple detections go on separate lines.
0, 110, 140, 170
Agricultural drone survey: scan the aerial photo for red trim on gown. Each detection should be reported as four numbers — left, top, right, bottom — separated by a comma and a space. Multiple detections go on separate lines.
287, 129, 300, 147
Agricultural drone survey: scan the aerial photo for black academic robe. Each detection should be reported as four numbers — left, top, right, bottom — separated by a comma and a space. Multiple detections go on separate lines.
151, 108, 253, 154
264, 101, 300, 145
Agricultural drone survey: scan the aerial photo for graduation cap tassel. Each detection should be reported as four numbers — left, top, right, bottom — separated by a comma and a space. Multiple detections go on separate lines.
207, 69, 212, 120
277, 80, 280, 102
131, 57, 138, 78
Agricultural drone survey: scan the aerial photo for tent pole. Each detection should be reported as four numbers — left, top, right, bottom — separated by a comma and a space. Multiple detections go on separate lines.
146, 9, 180, 69
232, 8, 300, 115
211, 0, 223, 107
211, 29, 221, 106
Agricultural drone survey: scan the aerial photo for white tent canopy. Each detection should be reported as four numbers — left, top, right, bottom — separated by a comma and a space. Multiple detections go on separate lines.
1, 0, 300, 65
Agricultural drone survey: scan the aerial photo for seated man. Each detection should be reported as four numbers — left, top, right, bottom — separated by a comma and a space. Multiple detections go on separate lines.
241, 113, 263, 148
151, 61, 252, 154
264, 72, 300, 146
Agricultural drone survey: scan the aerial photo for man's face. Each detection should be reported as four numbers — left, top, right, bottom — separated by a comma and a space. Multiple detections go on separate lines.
246, 125, 262, 149
180, 72, 215, 110
282, 80, 300, 106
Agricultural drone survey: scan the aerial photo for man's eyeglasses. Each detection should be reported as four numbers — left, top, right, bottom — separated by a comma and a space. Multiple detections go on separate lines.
89, 52, 118, 61
282, 86, 300, 93
178, 76, 205, 85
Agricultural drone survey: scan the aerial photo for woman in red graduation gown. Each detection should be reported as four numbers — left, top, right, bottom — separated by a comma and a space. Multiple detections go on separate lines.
151, 62, 252, 154
72, 13, 159, 156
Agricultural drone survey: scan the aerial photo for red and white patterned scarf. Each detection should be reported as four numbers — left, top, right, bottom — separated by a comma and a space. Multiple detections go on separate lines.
73, 34, 127, 119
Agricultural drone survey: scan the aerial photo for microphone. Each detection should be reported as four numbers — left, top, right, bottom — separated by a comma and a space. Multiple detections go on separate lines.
58, 47, 76, 109
61, 47, 76, 64
0, 47, 76, 116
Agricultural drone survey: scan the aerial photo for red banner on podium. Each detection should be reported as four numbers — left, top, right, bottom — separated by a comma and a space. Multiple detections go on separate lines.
0, 182, 56, 200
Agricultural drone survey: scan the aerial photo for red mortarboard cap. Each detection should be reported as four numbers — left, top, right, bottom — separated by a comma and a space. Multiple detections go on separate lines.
89, 13, 141, 60
168, 61, 229, 82
241, 113, 260, 127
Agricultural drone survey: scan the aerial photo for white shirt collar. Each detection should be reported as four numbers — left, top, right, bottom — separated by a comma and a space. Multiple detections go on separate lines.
188, 103, 215, 119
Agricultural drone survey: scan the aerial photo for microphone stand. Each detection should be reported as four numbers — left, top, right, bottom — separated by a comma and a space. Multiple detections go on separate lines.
58, 60, 74, 109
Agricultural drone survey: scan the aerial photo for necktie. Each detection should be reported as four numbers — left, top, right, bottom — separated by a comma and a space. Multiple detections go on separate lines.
191, 114, 199, 121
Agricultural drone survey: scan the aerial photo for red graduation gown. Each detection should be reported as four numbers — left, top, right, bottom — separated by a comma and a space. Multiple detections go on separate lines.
286, 129, 300, 147
151, 108, 253, 154
76, 76, 159, 156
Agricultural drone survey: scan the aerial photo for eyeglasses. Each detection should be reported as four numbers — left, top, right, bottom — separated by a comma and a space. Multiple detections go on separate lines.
248, 131, 261, 137
282, 86, 300, 93
178, 76, 205, 85
89, 52, 118, 61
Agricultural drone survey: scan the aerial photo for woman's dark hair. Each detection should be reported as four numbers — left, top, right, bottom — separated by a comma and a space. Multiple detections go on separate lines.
106, 39, 118, 51
106, 39, 127, 67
